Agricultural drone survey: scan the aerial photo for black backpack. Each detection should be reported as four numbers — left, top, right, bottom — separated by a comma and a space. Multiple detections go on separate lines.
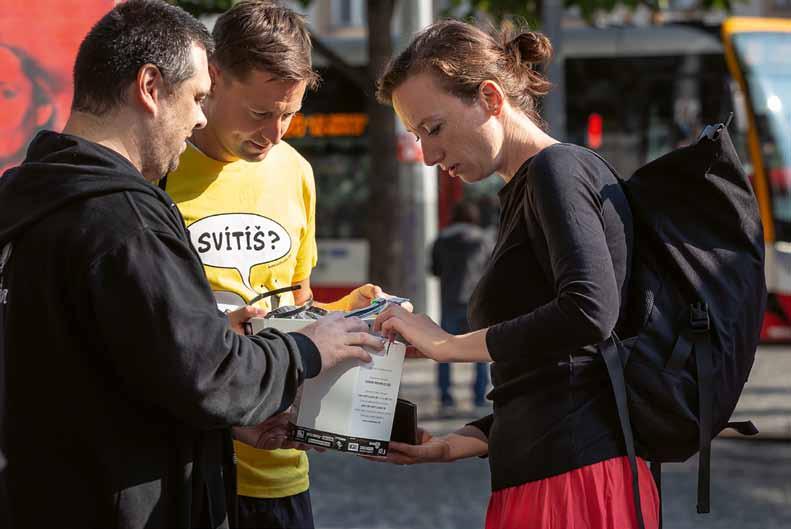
593, 121, 765, 528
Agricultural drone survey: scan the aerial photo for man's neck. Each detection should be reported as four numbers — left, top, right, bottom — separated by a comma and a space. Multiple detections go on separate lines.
190, 126, 236, 163
62, 110, 142, 173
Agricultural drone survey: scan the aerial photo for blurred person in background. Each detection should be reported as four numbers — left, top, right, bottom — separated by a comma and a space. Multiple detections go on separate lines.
372, 19, 659, 529
431, 200, 493, 414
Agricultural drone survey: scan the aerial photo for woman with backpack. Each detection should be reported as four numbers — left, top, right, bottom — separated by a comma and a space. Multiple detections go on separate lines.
372, 19, 660, 529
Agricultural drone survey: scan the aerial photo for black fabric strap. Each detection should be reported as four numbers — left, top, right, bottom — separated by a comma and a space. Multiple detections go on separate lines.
158, 174, 168, 191
666, 332, 693, 369
223, 430, 238, 528
726, 420, 759, 436
651, 462, 662, 529
601, 337, 646, 529
692, 319, 714, 514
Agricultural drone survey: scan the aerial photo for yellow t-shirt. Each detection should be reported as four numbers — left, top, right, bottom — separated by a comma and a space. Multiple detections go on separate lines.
165, 141, 317, 499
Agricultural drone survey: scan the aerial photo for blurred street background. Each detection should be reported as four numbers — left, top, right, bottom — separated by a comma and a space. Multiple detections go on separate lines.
3, 1, 791, 528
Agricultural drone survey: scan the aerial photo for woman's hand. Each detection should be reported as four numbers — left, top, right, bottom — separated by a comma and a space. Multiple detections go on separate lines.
373, 304, 453, 362
375, 305, 493, 363
369, 428, 450, 465
364, 425, 489, 465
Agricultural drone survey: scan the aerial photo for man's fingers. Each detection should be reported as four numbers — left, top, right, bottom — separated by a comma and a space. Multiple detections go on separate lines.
233, 305, 266, 319
370, 284, 383, 298
342, 316, 370, 333
281, 440, 307, 451
344, 346, 372, 363
357, 283, 382, 300
260, 436, 288, 450
346, 331, 384, 351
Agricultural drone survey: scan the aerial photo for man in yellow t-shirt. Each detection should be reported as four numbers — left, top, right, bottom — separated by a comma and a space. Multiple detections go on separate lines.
163, 2, 389, 527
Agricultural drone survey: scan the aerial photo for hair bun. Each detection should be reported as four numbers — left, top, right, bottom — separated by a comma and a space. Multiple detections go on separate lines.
505, 31, 552, 67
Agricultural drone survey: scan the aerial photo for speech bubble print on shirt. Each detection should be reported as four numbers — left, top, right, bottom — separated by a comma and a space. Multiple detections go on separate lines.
188, 213, 292, 292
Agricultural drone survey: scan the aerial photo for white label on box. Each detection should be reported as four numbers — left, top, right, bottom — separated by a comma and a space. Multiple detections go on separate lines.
248, 316, 406, 450
348, 343, 404, 440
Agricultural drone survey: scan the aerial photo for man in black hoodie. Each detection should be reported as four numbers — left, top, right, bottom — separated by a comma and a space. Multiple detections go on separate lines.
0, 2, 380, 528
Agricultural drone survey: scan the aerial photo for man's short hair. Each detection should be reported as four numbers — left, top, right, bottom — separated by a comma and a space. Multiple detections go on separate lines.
212, 0, 319, 89
72, 0, 213, 116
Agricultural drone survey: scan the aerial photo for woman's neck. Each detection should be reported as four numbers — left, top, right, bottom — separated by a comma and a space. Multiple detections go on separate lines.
497, 109, 559, 183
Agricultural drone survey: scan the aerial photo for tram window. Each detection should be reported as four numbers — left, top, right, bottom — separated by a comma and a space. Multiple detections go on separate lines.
285, 66, 371, 239
293, 139, 370, 239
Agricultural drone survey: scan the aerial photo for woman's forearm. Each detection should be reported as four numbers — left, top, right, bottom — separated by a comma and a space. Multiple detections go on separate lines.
437, 329, 492, 363
444, 424, 489, 461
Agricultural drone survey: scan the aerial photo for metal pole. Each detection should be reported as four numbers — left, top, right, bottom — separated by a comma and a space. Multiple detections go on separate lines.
397, 0, 440, 320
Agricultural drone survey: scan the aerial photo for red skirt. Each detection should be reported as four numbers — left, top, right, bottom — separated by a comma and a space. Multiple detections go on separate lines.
485, 456, 660, 529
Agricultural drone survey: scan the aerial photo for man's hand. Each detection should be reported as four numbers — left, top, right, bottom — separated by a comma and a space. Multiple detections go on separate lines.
329, 283, 414, 313
233, 411, 293, 450
297, 313, 384, 371
227, 305, 267, 335
233, 409, 325, 452
343, 283, 383, 310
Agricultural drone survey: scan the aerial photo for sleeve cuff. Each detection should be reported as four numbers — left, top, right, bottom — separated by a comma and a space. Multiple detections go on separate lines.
466, 414, 493, 459
290, 332, 322, 379
466, 414, 493, 438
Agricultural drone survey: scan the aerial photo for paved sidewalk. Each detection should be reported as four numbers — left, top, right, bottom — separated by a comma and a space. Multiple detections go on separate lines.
729, 346, 791, 439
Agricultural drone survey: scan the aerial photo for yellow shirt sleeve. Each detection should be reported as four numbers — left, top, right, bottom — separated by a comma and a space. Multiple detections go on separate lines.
292, 156, 318, 284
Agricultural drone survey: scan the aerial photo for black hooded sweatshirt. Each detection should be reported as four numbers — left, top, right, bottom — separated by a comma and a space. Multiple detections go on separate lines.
0, 131, 321, 529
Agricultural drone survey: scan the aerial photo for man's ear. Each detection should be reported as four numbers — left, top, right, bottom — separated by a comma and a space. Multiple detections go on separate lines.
208, 62, 221, 94
135, 63, 165, 116
479, 80, 505, 117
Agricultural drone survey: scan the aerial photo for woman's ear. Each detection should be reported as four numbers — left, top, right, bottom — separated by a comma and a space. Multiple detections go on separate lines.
479, 80, 505, 117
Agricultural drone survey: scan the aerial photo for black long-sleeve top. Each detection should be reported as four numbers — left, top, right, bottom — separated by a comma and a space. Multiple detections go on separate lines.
468, 143, 634, 491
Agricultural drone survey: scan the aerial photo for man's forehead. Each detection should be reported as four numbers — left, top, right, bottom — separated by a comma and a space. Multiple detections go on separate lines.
188, 43, 211, 91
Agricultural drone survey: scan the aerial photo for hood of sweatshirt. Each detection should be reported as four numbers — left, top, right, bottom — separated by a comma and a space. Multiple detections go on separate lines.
0, 130, 166, 245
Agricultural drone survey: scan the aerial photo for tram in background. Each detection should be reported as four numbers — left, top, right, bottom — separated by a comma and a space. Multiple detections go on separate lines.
722, 17, 791, 341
